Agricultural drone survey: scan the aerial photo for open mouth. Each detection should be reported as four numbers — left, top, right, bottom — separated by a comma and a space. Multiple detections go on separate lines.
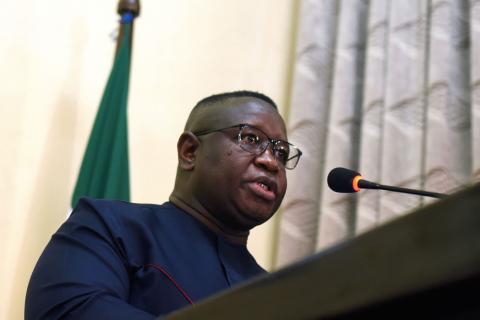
257, 181, 271, 191
248, 179, 276, 201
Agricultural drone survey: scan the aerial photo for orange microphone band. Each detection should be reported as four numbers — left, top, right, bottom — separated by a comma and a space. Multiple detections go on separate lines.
352, 175, 363, 192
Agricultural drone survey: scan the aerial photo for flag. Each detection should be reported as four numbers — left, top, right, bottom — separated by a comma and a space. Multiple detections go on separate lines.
71, 14, 135, 208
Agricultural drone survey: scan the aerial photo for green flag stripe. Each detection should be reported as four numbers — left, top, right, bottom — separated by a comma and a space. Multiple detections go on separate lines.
71, 23, 132, 207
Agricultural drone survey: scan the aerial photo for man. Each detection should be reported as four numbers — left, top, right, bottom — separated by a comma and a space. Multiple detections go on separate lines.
25, 91, 302, 319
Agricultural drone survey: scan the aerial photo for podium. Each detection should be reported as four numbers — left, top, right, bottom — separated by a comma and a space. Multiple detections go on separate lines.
165, 184, 480, 319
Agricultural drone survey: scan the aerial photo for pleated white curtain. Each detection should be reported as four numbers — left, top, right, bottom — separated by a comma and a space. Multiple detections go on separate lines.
277, 0, 480, 267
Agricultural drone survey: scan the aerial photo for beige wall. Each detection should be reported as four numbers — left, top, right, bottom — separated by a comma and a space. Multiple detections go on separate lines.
0, 0, 297, 318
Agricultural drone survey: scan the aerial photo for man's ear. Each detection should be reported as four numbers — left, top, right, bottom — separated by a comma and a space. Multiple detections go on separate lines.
177, 132, 200, 171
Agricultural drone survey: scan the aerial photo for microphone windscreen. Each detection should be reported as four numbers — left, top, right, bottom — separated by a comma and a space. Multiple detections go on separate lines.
327, 167, 361, 193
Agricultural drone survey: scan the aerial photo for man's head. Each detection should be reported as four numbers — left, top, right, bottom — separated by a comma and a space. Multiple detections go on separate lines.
172, 91, 292, 232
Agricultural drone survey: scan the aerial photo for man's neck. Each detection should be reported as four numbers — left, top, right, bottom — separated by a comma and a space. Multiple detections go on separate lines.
169, 193, 249, 245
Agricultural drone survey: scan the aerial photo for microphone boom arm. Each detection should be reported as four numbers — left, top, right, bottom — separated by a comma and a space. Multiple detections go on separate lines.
358, 180, 447, 199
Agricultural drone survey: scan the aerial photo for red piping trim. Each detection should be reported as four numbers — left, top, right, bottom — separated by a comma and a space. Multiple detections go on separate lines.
144, 263, 195, 305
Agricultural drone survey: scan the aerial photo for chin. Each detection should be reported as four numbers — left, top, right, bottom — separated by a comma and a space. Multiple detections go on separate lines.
231, 193, 279, 227
241, 204, 276, 225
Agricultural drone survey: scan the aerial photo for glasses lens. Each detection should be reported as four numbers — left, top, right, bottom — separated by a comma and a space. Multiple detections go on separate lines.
285, 146, 301, 169
238, 126, 302, 169
238, 126, 267, 154
272, 141, 290, 166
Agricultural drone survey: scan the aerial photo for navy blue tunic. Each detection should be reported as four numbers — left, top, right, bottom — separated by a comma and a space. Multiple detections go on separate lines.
25, 198, 265, 319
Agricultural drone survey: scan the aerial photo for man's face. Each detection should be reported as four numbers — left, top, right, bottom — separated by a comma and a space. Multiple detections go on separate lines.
191, 98, 288, 231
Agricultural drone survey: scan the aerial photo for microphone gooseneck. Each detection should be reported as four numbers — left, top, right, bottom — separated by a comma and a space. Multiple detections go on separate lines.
327, 167, 447, 199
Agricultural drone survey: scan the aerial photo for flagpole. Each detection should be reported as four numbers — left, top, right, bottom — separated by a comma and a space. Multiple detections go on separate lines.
116, 0, 141, 56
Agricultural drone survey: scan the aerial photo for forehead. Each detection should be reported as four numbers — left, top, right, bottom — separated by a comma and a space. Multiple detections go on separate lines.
202, 97, 287, 139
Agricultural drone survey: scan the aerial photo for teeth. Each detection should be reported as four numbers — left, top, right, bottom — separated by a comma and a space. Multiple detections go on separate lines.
258, 182, 269, 191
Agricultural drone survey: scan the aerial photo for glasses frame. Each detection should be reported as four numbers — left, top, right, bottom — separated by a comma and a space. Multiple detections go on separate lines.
193, 124, 302, 170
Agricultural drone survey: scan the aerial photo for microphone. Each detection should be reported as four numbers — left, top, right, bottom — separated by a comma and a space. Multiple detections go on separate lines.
327, 167, 447, 199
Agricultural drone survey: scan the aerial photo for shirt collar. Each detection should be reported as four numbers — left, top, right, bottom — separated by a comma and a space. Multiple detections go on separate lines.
169, 194, 249, 245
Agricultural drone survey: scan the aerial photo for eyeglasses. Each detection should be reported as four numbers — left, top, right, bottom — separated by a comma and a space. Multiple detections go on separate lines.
193, 124, 302, 170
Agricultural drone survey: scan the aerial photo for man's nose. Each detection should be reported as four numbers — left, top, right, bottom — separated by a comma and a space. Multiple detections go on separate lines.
254, 144, 280, 171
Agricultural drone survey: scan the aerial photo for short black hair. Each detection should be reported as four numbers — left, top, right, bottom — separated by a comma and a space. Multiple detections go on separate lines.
193, 90, 278, 110
184, 90, 279, 131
